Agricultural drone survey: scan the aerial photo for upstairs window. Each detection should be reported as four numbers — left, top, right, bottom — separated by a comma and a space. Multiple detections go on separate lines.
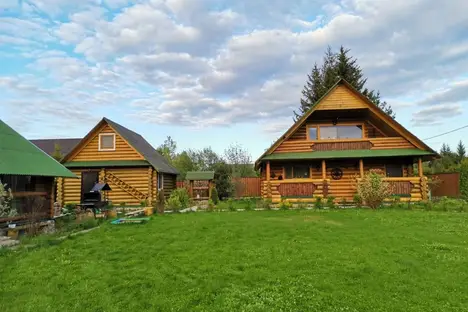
285, 165, 310, 179
99, 133, 115, 151
320, 125, 363, 139
308, 126, 318, 140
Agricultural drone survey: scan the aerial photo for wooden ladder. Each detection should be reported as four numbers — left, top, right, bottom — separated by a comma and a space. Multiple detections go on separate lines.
105, 172, 147, 201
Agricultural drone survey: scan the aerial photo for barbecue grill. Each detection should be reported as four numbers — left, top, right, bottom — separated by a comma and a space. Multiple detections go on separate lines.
80, 183, 112, 216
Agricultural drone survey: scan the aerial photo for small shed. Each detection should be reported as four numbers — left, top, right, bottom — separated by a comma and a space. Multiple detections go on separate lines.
0, 120, 76, 222
185, 171, 215, 200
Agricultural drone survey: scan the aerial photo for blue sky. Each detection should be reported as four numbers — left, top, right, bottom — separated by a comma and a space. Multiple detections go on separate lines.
1, 0, 468, 160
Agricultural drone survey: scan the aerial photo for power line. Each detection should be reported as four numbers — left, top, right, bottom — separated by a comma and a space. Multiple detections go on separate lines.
423, 124, 468, 141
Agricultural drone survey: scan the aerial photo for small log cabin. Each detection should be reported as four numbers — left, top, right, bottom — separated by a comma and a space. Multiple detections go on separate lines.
33, 118, 178, 206
255, 79, 438, 203
0, 120, 76, 221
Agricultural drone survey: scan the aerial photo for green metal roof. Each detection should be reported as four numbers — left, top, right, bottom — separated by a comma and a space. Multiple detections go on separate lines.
185, 171, 215, 180
64, 160, 150, 168
262, 149, 435, 161
0, 120, 77, 178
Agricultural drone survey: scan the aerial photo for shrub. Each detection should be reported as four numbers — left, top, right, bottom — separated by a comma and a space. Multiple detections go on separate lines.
213, 162, 234, 199
0, 179, 15, 218
207, 199, 215, 212
460, 159, 468, 199
258, 198, 272, 210
120, 202, 126, 207
326, 196, 336, 209
279, 199, 292, 210
353, 194, 362, 208
245, 199, 253, 211
297, 202, 307, 210
210, 187, 219, 205
140, 200, 148, 207
314, 196, 323, 209
227, 199, 236, 211
166, 188, 191, 212
340, 198, 347, 207
356, 169, 392, 209
433, 197, 468, 212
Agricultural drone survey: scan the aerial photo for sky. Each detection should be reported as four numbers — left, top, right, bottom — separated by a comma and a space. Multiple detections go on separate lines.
1, 0, 468, 160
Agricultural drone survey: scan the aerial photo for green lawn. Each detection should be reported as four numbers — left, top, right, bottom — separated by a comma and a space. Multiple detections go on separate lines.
2, 210, 468, 311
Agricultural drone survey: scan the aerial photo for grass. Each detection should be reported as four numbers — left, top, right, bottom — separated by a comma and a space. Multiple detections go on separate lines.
2, 210, 468, 311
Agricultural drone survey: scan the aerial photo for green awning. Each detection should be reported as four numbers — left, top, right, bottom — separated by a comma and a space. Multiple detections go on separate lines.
262, 149, 436, 161
0, 120, 76, 178
64, 160, 150, 168
185, 171, 215, 180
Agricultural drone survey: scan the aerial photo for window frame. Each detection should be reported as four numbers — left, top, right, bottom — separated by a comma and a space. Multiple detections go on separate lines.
306, 123, 366, 141
284, 165, 311, 179
157, 173, 164, 190
98, 133, 116, 151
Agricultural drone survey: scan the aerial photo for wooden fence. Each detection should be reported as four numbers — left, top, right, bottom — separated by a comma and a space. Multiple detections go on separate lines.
177, 177, 261, 197
427, 172, 460, 198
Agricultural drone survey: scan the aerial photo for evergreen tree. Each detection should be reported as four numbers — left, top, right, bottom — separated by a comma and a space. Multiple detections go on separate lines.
52, 143, 63, 161
456, 140, 466, 164
294, 45, 395, 120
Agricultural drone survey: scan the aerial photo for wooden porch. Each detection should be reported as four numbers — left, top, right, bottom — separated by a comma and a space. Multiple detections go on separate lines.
261, 157, 429, 203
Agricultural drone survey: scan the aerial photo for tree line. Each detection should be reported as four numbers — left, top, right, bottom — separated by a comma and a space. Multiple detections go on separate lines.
426, 140, 467, 173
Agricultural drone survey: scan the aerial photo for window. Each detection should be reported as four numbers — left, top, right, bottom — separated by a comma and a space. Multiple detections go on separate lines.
308, 127, 317, 140
99, 134, 115, 151
285, 165, 310, 179
320, 125, 363, 139
157, 173, 164, 190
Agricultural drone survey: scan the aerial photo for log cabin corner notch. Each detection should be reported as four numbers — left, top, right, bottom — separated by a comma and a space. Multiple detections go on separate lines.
33, 118, 178, 206
256, 78, 438, 203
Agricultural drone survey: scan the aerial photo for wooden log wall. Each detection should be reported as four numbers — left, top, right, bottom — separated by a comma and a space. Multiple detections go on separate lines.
369, 137, 414, 149
62, 169, 82, 204
262, 179, 327, 203
162, 173, 176, 198
71, 124, 144, 161
315, 85, 368, 110
106, 167, 149, 205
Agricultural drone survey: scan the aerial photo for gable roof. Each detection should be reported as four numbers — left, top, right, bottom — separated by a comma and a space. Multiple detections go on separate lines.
63, 118, 178, 175
186, 171, 215, 180
0, 120, 77, 178
255, 78, 437, 166
31, 138, 81, 158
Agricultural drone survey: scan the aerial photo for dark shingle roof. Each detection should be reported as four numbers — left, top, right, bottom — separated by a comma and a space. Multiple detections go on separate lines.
185, 171, 215, 180
0, 120, 76, 178
103, 118, 178, 175
31, 138, 81, 157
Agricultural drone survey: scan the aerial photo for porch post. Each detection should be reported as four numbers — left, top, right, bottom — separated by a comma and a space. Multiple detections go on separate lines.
266, 161, 271, 181
418, 157, 423, 177
321, 160, 326, 179
359, 159, 364, 178
208, 180, 213, 199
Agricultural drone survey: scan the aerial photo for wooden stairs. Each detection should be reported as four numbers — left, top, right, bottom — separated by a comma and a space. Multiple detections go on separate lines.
105, 172, 147, 201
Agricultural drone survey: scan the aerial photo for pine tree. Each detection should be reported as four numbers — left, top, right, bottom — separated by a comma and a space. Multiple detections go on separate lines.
456, 140, 466, 164
52, 143, 63, 161
295, 45, 395, 120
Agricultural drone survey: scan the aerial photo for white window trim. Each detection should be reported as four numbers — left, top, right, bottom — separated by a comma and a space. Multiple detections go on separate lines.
98, 133, 116, 151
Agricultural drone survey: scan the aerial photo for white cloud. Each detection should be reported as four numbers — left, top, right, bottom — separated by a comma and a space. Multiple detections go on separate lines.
412, 104, 462, 127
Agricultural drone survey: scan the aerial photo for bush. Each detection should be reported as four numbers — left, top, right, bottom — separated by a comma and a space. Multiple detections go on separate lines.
433, 197, 468, 212
213, 162, 234, 199
140, 200, 148, 207
210, 187, 219, 205
245, 199, 253, 211
279, 199, 292, 210
0, 179, 15, 217
326, 196, 336, 209
356, 169, 392, 209
353, 194, 362, 208
227, 199, 236, 211
258, 198, 272, 210
166, 188, 191, 212
207, 199, 215, 212
314, 197, 323, 209
460, 159, 468, 199
120, 202, 126, 207
340, 198, 347, 206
